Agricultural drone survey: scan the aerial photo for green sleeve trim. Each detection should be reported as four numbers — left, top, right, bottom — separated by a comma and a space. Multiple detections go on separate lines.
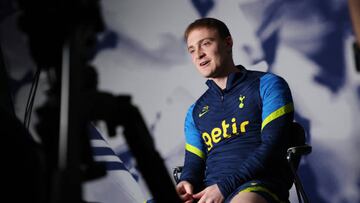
262, 103, 294, 130
185, 143, 205, 159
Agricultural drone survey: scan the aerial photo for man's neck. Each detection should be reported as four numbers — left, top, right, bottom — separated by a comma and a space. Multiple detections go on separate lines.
211, 64, 238, 90
212, 77, 228, 90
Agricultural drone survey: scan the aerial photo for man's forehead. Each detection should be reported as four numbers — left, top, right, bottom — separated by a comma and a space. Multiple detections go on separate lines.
188, 27, 218, 38
187, 28, 218, 45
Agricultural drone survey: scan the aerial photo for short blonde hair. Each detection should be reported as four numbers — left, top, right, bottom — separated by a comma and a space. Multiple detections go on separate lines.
184, 18, 231, 41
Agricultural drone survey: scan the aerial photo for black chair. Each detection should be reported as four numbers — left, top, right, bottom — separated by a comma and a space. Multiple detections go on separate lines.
286, 122, 312, 203
173, 122, 312, 203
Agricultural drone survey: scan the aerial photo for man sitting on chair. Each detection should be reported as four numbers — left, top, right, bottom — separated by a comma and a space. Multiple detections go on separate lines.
176, 17, 294, 203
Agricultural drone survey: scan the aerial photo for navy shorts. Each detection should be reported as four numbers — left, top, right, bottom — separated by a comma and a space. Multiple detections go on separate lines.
225, 180, 290, 203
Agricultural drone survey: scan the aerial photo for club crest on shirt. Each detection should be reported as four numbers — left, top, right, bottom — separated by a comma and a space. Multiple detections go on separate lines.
239, 95, 246, 109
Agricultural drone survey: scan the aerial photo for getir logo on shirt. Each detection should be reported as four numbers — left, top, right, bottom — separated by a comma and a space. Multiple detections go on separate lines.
202, 118, 249, 151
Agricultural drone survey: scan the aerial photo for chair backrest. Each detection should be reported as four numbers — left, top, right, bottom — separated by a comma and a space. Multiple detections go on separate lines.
288, 122, 306, 148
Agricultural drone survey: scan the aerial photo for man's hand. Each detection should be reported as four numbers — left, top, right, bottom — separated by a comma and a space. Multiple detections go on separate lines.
176, 180, 194, 203
193, 184, 224, 203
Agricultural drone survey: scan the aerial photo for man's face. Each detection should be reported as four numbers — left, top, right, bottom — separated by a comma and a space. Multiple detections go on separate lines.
186, 27, 231, 78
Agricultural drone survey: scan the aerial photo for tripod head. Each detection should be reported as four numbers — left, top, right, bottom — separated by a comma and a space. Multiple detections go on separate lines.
17, 0, 103, 71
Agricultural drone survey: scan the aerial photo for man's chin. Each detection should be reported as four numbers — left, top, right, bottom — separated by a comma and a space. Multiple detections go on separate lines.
198, 70, 216, 78
201, 73, 213, 78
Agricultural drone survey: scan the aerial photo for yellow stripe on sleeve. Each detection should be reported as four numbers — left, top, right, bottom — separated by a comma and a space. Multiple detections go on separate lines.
185, 143, 205, 159
261, 103, 294, 130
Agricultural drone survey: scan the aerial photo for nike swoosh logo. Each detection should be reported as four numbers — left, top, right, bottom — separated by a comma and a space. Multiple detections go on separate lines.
199, 110, 209, 117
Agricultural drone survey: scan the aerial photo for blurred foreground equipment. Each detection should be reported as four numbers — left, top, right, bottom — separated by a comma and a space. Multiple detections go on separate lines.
14, 0, 181, 202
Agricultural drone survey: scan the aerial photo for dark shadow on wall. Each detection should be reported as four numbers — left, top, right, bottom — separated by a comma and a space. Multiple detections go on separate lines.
94, 30, 119, 54
294, 113, 328, 203
297, 160, 327, 203
298, 0, 351, 93
261, 30, 279, 72
191, 0, 214, 18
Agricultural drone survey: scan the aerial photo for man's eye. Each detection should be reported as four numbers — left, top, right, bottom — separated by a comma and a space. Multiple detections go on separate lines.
189, 49, 195, 54
202, 41, 211, 46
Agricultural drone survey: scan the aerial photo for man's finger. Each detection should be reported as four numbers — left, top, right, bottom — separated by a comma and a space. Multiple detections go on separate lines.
192, 190, 205, 199
183, 183, 193, 194
182, 193, 195, 202
176, 186, 185, 194
197, 196, 206, 203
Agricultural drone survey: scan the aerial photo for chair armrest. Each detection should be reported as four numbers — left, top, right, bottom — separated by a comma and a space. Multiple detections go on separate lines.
287, 145, 312, 161
173, 166, 183, 184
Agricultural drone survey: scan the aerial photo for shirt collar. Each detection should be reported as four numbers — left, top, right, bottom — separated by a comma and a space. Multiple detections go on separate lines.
206, 65, 247, 93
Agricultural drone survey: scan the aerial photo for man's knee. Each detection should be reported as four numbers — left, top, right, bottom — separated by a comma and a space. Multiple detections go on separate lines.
230, 191, 268, 203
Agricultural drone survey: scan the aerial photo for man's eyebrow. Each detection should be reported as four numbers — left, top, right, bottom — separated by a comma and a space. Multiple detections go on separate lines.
198, 38, 214, 45
187, 37, 215, 50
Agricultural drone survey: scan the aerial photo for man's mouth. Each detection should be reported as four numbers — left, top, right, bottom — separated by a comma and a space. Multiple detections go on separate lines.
199, 60, 210, 67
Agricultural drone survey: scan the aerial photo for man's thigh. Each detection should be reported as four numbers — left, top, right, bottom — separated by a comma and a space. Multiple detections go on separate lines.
224, 180, 289, 203
230, 191, 268, 203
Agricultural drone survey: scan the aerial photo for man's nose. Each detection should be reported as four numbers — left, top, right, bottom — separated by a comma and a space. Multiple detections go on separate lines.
196, 49, 205, 59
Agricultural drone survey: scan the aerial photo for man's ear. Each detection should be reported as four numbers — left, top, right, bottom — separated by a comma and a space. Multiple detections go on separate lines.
225, 36, 233, 53
225, 36, 233, 47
